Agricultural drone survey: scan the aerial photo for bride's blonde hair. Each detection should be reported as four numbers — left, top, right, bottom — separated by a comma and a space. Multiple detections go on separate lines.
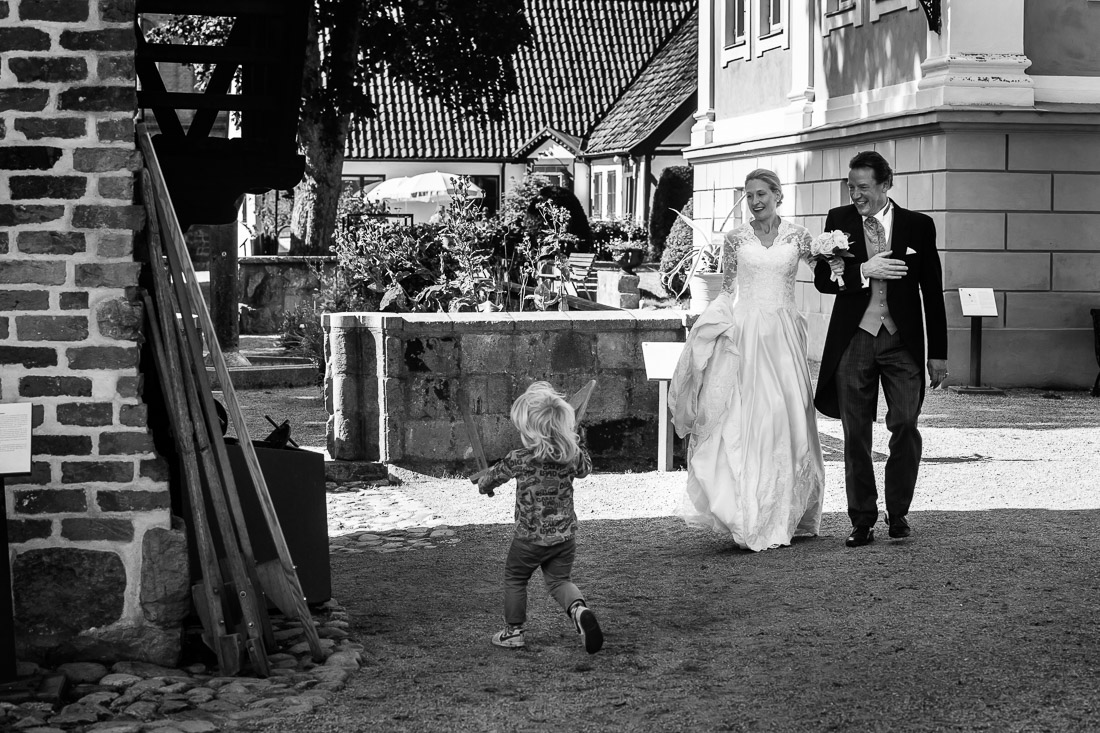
510, 381, 581, 466
745, 168, 784, 204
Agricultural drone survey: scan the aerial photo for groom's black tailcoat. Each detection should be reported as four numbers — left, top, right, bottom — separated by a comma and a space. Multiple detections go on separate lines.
812, 201, 948, 419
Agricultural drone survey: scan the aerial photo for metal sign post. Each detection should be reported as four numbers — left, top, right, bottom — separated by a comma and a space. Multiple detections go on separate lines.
1, 475, 14, 682
0, 403, 33, 683
954, 288, 1005, 396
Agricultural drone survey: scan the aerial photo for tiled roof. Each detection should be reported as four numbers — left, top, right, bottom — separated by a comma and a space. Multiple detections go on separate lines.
346, 0, 696, 160
584, 9, 697, 156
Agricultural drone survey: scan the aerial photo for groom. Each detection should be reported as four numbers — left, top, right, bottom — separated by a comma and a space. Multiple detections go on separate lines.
813, 151, 948, 547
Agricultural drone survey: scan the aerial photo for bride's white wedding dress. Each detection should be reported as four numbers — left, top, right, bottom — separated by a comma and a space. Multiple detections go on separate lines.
669, 220, 825, 551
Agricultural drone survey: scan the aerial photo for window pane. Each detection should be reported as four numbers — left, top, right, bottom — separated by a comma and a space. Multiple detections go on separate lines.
607, 171, 618, 218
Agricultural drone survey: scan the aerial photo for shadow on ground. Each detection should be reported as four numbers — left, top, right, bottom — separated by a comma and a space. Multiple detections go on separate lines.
256, 508, 1100, 733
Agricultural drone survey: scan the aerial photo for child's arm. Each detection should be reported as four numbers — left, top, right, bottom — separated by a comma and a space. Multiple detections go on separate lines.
475, 453, 519, 497
574, 441, 593, 479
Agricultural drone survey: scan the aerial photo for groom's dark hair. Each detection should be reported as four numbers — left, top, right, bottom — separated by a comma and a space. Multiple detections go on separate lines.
849, 151, 893, 187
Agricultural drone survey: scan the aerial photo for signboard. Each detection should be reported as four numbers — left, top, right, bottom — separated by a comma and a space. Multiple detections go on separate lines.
959, 288, 998, 318
0, 402, 33, 475
642, 342, 685, 381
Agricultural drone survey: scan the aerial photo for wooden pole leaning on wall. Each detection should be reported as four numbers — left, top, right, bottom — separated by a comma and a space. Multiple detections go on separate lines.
140, 171, 270, 675
138, 127, 324, 662
142, 291, 241, 676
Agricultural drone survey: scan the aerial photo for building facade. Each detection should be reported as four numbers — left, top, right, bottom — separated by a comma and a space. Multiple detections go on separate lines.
687, 0, 1100, 388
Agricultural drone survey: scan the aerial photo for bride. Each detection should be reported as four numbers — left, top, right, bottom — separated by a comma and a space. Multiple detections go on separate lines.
669, 169, 826, 551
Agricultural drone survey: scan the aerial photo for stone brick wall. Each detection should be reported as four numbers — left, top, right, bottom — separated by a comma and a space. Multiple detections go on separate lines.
2, 0, 186, 665
692, 118, 1100, 389
325, 311, 692, 470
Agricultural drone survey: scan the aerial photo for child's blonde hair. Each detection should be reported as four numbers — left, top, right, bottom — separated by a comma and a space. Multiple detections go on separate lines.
510, 381, 581, 466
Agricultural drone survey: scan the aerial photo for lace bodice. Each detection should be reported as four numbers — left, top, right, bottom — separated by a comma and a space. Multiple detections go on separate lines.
720, 220, 813, 307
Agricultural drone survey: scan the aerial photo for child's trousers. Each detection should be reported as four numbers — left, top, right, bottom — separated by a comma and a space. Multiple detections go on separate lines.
503, 537, 583, 626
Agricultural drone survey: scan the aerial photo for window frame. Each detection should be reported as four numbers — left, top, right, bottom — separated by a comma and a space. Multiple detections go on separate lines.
822, 0, 862, 36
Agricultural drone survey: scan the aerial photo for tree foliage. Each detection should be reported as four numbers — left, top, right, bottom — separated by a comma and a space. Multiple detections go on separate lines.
648, 165, 693, 261
146, 0, 532, 254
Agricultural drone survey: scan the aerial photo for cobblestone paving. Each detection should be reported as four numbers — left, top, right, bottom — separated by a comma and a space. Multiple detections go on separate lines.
325, 479, 460, 553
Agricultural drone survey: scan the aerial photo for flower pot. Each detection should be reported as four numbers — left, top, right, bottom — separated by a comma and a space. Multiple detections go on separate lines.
688, 272, 724, 312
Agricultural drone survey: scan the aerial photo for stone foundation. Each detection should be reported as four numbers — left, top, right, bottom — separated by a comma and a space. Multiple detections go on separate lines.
325, 311, 693, 470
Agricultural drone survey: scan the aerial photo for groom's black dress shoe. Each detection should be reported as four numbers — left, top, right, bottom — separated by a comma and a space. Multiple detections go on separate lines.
845, 526, 874, 547
887, 515, 911, 539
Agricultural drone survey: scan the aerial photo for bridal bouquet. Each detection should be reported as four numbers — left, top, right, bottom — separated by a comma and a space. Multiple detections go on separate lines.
810, 230, 855, 290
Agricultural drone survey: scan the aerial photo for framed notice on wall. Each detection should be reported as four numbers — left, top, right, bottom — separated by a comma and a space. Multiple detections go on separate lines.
959, 288, 998, 318
0, 402, 33, 475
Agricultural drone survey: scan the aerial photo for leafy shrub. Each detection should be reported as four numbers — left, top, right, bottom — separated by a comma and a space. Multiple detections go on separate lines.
523, 185, 593, 254
590, 217, 647, 260
649, 166, 693, 261
658, 199, 695, 297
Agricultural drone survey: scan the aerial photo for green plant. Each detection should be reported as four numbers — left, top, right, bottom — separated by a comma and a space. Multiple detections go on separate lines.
649, 166, 693, 261
591, 217, 647, 260
658, 200, 705, 297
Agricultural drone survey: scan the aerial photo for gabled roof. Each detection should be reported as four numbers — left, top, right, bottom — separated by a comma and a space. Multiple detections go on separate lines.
512, 127, 584, 159
584, 9, 697, 157
346, 0, 696, 161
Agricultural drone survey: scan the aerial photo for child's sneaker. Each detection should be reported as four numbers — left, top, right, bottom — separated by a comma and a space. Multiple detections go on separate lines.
491, 625, 525, 648
570, 604, 604, 654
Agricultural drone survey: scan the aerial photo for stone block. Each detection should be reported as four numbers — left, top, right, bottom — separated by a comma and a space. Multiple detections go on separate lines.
99, 0, 135, 23
67, 345, 139, 369
0, 259, 66, 284
0, 27, 50, 51
98, 175, 133, 200
75, 261, 141, 287
9, 56, 88, 83
61, 460, 135, 484
16, 315, 89, 341
139, 457, 169, 482
7, 518, 52, 543
485, 373, 517, 414
97, 117, 133, 143
932, 172, 947, 211
595, 331, 638, 369
14, 488, 87, 514
1004, 292, 1099, 329
116, 374, 141, 398
511, 332, 554, 372
404, 374, 453, 420
943, 252, 1050, 290
942, 212, 1005, 250
97, 55, 134, 81
943, 172, 1051, 211
568, 311, 636, 332
99, 431, 155, 455
119, 403, 146, 426
549, 331, 596, 373
947, 327, 1094, 388
61, 517, 135, 542
920, 135, 946, 171
894, 136, 921, 173
403, 336, 457, 375
1053, 174, 1100, 212
1053, 253, 1100, 291
57, 401, 113, 426
20, 375, 92, 397
0, 289, 49, 310
5, 461, 52, 487
13, 548, 125, 633
1007, 213, 1100, 251
582, 372, 631, 420
822, 147, 841, 180
17, 230, 86, 255
811, 181, 832, 215
60, 29, 135, 52
73, 147, 141, 173
60, 291, 89, 310
97, 489, 171, 512
0, 144, 62, 171
477, 414, 519, 460
95, 296, 143, 340
140, 520, 190, 626
14, 117, 87, 140
402, 420, 456, 460
32, 434, 92, 456
945, 133, 1007, 170
20, 0, 88, 20
96, 231, 133, 258
1010, 133, 1100, 172
905, 173, 933, 211
0, 88, 50, 112
460, 333, 514, 373
72, 204, 144, 230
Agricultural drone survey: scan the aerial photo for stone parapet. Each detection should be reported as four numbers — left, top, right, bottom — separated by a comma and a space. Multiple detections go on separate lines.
324, 310, 693, 471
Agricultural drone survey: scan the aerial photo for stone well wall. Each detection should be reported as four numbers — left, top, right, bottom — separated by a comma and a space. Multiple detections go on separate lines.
1, 0, 185, 665
325, 311, 693, 470
238, 256, 334, 335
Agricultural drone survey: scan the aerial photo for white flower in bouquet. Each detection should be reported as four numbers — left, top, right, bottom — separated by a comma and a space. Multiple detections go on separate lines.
810, 230, 855, 288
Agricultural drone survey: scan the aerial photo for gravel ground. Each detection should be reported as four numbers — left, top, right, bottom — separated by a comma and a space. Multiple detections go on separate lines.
224, 381, 1100, 732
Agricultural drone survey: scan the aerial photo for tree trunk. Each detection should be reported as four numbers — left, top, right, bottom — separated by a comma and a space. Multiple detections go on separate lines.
289, 1, 362, 256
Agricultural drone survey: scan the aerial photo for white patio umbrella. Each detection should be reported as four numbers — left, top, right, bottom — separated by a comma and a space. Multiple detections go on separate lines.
405, 171, 484, 203
363, 176, 416, 202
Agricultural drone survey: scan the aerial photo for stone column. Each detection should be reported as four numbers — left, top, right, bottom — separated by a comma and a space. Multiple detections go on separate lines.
784, 0, 816, 128
326, 315, 378, 461
916, 0, 1033, 107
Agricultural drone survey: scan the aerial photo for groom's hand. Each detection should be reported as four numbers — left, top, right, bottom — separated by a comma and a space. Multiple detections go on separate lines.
928, 359, 948, 388
861, 251, 907, 280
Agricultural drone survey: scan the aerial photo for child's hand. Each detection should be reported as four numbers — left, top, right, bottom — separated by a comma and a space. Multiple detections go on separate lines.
477, 476, 495, 497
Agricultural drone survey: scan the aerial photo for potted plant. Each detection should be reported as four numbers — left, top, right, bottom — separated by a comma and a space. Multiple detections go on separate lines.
608, 237, 646, 274
660, 211, 725, 308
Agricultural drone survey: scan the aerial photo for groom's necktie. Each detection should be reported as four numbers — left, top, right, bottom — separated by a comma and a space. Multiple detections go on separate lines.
858, 214, 897, 336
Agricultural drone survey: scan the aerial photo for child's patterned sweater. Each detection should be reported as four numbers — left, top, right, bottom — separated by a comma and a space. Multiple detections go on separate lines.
481, 446, 593, 546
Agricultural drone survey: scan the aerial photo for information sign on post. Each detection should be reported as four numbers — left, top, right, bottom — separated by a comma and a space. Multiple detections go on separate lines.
1, 402, 32, 682
642, 342, 686, 472
955, 288, 1005, 396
